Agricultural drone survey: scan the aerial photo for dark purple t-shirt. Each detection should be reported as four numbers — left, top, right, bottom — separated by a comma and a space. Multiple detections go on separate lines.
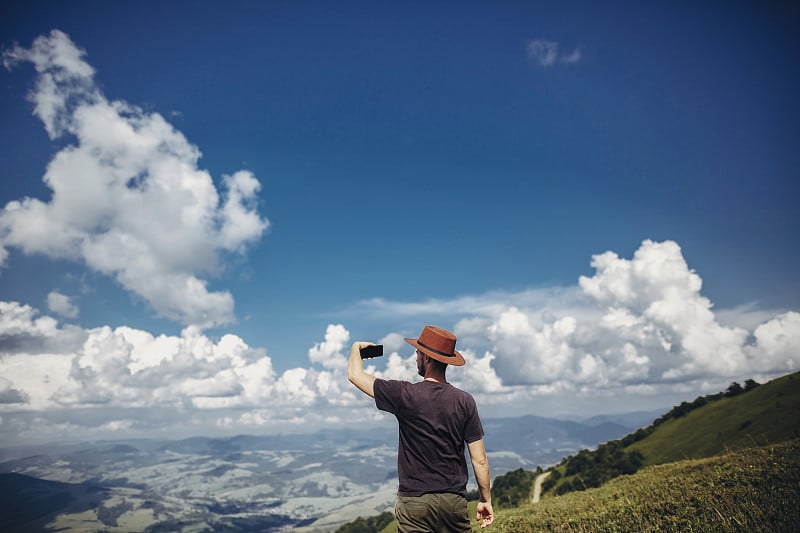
374, 379, 484, 497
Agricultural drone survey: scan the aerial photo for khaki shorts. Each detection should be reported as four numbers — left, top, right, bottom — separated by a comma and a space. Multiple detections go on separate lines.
395, 493, 471, 533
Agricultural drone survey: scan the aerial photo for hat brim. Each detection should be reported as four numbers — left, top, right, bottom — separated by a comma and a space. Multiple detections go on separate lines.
404, 337, 466, 366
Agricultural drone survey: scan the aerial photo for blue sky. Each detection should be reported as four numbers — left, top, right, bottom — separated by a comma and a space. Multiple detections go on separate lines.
0, 1, 798, 444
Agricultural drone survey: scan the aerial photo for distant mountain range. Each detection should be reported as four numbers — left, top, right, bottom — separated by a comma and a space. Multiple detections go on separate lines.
0, 412, 640, 532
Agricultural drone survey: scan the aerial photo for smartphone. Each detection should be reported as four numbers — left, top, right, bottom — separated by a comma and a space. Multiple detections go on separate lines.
360, 344, 384, 359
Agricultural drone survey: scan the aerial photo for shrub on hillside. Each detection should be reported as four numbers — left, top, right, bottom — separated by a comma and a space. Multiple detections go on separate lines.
491, 468, 538, 508
547, 377, 762, 498
541, 468, 561, 493
560, 441, 643, 492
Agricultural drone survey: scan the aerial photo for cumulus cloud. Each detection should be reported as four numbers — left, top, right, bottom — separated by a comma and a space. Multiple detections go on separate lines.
450, 349, 505, 394
1, 30, 268, 328
488, 240, 799, 389
1, 239, 798, 442
47, 291, 78, 318
0, 300, 85, 356
346, 240, 800, 397
750, 312, 800, 371
0, 377, 29, 404
308, 324, 350, 370
527, 39, 582, 67
0, 300, 60, 340
0, 304, 372, 424
578, 240, 754, 380
49, 324, 278, 408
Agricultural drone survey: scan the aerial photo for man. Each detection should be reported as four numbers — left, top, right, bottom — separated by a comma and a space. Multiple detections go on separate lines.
348, 325, 494, 531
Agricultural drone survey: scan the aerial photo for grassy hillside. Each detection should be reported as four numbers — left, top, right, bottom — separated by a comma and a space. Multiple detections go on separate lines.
543, 371, 800, 496
629, 372, 800, 465
498, 439, 799, 533
0, 473, 111, 533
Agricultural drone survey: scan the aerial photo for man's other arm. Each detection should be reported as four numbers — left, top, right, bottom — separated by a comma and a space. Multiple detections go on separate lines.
467, 438, 494, 528
347, 342, 377, 398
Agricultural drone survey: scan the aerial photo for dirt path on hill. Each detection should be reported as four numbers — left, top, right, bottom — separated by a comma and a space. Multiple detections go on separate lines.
532, 471, 551, 504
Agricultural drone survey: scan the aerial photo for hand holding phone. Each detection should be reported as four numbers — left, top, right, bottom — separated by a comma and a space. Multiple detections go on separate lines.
360, 344, 384, 359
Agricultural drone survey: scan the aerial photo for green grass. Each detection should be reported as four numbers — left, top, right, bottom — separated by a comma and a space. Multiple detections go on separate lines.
630, 372, 800, 466
376, 440, 800, 532
543, 371, 800, 496
496, 439, 800, 533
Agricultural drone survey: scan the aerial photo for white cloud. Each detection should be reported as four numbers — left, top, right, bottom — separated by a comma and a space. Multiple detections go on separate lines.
450, 350, 504, 394
1, 30, 269, 328
528, 40, 559, 67
1, 29, 95, 138
379, 332, 406, 354
1, 240, 799, 443
561, 49, 582, 64
308, 324, 350, 370
349, 286, 581, 321
344, 239, 800, 395
46, 291, 78, 318
273, 367, 317, 406
750, 312, 800, 371
527, 39, 582, 67
0, 306, 373, 423
0, 353, 73, 409
0, 376, 29, 404
579, 240, 752, 380
375, 351, 417, 382
0, 300, 60, 339
98, 419, 134, 432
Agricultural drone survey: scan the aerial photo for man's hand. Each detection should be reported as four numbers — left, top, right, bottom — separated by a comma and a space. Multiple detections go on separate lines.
476, 500, 494, 528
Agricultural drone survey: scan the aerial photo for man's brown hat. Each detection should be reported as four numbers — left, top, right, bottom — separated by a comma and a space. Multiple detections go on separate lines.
404, 325, 466, 366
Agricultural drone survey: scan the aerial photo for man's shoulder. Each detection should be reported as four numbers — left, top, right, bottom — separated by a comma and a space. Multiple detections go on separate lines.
374, 378, 411, 395
443, 382, 475, 397
375, 378, 412, 386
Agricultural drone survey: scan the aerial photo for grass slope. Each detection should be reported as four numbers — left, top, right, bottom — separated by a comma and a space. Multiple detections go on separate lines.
544, 371, 800, 496
630, 372, 800, 466
499, 439, 800, 533
0, 473, 110, 533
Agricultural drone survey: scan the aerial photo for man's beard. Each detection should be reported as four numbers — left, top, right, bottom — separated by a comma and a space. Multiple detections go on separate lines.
417, 359, 425, 378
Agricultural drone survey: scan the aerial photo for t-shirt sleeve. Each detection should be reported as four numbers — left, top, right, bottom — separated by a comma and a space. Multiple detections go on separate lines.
463, 393, 484, 444
374, 378, 404, 415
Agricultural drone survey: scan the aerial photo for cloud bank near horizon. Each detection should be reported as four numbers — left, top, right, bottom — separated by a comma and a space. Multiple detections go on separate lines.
1, 30, 268, 328
1, 240, 797, 444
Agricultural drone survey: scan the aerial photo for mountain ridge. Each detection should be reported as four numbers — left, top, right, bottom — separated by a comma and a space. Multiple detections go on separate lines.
540, 371, 800, 498
0, 411, 638, 533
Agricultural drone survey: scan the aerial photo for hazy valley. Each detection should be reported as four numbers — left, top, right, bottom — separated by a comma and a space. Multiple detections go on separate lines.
0, 413, 646, 532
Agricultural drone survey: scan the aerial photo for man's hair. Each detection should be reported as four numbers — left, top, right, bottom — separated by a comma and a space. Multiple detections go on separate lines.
428, 357, 447, 373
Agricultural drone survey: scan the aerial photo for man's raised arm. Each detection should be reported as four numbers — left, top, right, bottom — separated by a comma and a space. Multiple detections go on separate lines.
347, 341, 377, 398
